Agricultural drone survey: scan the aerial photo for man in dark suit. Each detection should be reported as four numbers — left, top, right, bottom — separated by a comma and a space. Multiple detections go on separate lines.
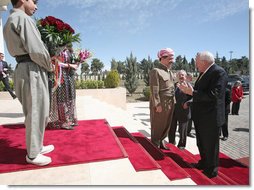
168, 70, 192, 150
179, 51, 227, 178
220, 85, 231, 141
0, 52, 16, 99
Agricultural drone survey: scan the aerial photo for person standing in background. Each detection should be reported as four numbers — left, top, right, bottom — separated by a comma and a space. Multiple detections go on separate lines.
4, 0, 54, 166
220, 84, 231, 141
0, 52, 17, 99
231, 80, 243, 115
149, 48, 175, 150
168, 70, 192, 150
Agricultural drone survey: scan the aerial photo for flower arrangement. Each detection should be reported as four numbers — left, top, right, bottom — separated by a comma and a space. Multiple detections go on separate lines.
73, 49, 93, 64
37, 16, 81, 56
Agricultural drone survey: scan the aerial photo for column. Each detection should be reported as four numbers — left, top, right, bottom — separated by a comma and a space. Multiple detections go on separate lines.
0, 6, 8, 55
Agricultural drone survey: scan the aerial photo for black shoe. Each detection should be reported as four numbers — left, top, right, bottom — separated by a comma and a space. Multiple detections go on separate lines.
159, 142, 170, 150
221, 137, 228, 141
192, 162, 205, 170
187, 133, 195, 138
203, 170, 218, 178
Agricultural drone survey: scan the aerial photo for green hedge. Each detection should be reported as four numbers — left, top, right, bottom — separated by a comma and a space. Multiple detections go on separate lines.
0, 80, 14, 91
75, 80, 104, 89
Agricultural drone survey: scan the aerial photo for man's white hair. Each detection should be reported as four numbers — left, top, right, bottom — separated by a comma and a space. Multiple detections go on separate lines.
177, 70, 187, 76
197, 51, 215, 64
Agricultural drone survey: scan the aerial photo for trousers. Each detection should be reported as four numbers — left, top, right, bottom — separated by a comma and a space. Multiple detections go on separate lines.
14, 61, 50, 158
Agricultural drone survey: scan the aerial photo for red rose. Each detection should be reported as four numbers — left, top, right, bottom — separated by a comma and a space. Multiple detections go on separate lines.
55, 21, 65, 32
64, 23, 75, 34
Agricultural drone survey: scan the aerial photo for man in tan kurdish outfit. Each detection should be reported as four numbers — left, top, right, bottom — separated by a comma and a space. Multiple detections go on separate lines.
149, 48, 175, 150
4, 0, 54, 166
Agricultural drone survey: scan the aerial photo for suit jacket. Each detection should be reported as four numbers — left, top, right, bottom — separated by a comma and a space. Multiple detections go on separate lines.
0, 60, 9, 79
174, 85, 192, 122
225, 88, 231, 114
192, 64, 228, 127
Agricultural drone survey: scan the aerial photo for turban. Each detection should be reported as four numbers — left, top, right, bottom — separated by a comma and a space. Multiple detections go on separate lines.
157, 48, 174, 59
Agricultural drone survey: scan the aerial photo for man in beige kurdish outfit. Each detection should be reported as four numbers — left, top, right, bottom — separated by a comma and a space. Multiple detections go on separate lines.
149, 48, 175, 150
4, 0, 54, 166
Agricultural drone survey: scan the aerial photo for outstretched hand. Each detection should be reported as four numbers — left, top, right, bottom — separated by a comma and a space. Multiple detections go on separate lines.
178, 81, 194, 96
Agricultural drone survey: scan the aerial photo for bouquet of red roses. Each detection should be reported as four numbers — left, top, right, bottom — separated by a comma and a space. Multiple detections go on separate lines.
37, 16, 80, 56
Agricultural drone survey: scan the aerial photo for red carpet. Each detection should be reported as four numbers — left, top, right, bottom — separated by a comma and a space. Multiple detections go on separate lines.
165, 144, 234, 185
190, 150, 249, 185
0, 119, 127, 173
218, 153, 249, 185
112, 126, 161, 171
163, 144, 216, 185
131, 132, 190, 181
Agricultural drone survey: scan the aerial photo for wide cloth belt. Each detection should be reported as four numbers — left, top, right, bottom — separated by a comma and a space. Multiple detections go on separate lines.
15, 54, 32, 63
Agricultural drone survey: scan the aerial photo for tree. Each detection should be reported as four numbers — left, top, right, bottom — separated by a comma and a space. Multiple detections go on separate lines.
172, 55, 181, 70
220, 56, 229, 74
124, 53, 139, 95
190, 58, 196, 76
110, 58, 118, 70
241, 56, 249, 75
140, 56, 154, 86
117, 61, 126, 75
153, 59, 160, 68
80, 62, 90, 80
182, 56, 188, 71
90, 58, 104, 75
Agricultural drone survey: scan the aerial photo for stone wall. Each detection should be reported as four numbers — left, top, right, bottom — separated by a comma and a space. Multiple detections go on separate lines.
76, 87, 126, 109
0, 87, 127, 110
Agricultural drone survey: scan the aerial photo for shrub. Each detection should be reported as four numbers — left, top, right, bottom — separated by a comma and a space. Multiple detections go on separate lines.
86, 80, 98, 89
0, 80, 14, 91
104, 70, 120, 88
143, 86, 151, 101
97, 80, 104, 89
79, 80, 104, 89
75, 80, 82, 89
0, 82, 4, 91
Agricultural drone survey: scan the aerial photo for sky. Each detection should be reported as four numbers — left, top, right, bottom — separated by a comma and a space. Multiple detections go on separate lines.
1, 0, 250, 71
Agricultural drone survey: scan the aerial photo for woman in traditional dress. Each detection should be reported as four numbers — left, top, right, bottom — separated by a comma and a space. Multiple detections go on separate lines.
48, 44, 79, 130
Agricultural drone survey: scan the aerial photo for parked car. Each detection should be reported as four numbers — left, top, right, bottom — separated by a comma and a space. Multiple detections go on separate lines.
241, 75, 249, 93
227, 74, 249, 94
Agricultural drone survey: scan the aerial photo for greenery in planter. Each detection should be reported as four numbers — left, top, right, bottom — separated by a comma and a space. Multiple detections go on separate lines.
0, 82, 4, 91
143, 86, 151, 101
104, 70, 120, 88
75, 80, 104, 89
0, 80, 14, 91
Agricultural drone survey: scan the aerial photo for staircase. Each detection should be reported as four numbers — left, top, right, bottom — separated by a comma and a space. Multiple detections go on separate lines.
113, 126, 249, 185
78, 96, 249, 185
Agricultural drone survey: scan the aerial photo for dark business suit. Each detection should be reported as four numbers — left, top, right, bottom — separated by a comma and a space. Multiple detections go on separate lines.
220, 87, 231, 138
168, 85, 192, 148
0, 60, 16, 99
192, 64, 227, 176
